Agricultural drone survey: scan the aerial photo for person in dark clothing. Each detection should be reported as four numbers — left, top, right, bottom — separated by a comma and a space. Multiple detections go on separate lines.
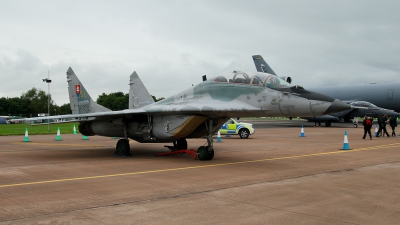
362, 116, 373, 140
381, 114, 390, 137
376, 115, 383, 137
389, 115, 398, 137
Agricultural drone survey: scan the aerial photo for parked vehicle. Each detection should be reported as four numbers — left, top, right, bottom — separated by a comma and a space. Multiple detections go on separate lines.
219, 118, 255, 138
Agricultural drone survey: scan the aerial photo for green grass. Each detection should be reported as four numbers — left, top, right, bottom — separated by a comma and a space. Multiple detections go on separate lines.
0, 123, 80, 136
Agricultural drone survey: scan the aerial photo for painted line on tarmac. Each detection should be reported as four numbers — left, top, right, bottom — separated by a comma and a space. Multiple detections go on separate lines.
1, 142, 399, 189
11, 142, 105, 147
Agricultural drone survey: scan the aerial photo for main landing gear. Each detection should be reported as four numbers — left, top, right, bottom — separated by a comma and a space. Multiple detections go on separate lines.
115, 139, 132, 156
159, 119, 215, 161
114, 123, 132, 157
197, 119, 214, 161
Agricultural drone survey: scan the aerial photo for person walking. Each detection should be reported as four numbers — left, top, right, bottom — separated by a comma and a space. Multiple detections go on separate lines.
389, 115, 397, 137
376, 115, 383, 137
381, 114, 390, 137
362, 116, 373, 140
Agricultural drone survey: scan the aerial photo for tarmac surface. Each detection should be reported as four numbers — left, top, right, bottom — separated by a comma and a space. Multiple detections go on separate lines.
1, 120, 400, 224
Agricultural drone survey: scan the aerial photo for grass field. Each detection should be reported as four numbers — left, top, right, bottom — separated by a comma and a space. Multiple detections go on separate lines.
0, 123, 79, 136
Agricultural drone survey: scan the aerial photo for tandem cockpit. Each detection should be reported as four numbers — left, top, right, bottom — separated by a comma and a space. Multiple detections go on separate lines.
211, 71, 294, 90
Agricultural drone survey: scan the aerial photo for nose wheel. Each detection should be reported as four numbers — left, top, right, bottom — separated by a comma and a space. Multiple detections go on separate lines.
197, 146, 214, 160
197, 119, 215, 161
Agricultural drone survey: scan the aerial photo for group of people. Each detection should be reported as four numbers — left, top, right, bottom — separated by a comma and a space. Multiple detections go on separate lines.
362, 114, 398, 139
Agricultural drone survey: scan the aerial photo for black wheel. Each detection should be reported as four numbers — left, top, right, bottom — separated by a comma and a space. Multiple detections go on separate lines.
173, 138, 187, 150
197, 146, 209, 161
207, 148, 214, 160
238, 128, 250, 139
115, 139, 131, 156
315, 122, 321, 127
353, 124, 358, 128
325, 121, 331, 127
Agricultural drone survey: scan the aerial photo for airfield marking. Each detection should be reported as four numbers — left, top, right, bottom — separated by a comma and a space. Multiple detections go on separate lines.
11, 142, 105, 147
1, 142, 399, 189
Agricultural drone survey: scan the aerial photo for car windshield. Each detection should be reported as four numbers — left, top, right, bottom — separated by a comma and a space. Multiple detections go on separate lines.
210, 71, 293, 90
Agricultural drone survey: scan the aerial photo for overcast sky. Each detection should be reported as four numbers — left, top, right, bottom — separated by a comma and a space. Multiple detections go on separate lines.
1, 0, 400, 107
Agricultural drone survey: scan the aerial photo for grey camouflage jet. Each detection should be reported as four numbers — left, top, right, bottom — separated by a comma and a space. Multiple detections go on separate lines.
252, 55, 400, 127
15, 67, 351, 160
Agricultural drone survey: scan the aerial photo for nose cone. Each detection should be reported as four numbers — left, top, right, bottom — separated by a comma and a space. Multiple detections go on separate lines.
324, 99, 352, 114
382, 109, 400, 117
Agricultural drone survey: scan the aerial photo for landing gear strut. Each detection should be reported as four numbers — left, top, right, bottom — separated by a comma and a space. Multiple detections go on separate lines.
197, 119, 215, 161
114, 122, 132, 157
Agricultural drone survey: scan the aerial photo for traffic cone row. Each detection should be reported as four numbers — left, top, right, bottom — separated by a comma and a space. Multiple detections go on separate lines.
19, 125, 356, 151
21, 125, 91, 142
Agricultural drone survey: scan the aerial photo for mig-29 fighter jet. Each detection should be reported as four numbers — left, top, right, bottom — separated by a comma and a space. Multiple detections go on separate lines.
15, 67, 351, 160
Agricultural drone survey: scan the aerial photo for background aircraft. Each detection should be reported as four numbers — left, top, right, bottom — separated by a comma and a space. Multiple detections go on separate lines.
14, 67, 351, 160
252, 55, 400, 126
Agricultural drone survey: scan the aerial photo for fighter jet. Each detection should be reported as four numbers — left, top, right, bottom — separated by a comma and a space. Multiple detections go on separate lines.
15, 67, 351, 160
252, 55, 400, 126
303, 101, 399, 127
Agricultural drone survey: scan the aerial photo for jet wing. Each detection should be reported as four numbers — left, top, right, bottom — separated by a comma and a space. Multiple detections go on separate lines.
11, 100, 261, 122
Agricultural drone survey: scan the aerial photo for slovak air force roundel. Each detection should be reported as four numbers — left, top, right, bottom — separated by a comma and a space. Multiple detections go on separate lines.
75, 84, 81, 97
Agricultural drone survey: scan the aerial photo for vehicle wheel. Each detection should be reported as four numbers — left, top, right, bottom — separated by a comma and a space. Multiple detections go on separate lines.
173, 138, 187, 150
115, 139, 130, 156
353, 124, 358, 128
238, 128, 250, 138
197, 146, 209, 161
315, 122, 321, 127
325, 121, 331, 127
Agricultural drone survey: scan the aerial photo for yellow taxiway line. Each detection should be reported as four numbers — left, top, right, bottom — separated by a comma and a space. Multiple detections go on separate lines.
1, 142, 399, 189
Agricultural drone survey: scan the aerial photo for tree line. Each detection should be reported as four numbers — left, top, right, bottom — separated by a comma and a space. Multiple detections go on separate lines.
0, 88, 161, 118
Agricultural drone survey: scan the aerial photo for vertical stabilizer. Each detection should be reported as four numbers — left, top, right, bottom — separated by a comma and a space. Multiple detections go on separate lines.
128, 71, 155, 109
252, 55, 276, 75
66, 67, 111, 114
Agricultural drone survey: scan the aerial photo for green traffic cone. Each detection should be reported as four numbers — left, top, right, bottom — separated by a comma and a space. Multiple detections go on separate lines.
23, 128, 31, 142
73, 124, 77, 134
55, 127, 62, 141
82, 135, 89, 140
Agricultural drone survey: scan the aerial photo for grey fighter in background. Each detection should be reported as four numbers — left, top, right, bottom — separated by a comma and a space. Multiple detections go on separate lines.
15, 67, 351, 160
252, 55, 400, 127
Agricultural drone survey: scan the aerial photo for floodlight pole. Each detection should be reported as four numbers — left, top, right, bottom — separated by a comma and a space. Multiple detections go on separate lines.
42, 71, 52, 132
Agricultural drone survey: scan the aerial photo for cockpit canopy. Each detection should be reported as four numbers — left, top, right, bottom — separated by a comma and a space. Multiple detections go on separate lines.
350, 101, 378, 108
210, 71, 293, 90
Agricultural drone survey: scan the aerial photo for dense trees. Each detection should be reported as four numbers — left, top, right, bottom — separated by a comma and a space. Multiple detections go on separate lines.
1, 88, 163, 117
0, 88, 71, 117
97, 92, 129, 111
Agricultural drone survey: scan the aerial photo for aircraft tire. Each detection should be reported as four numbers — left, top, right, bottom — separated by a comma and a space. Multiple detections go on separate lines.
197, 146, 210, 161
315, 122, 321, 127
238, 128, 250, 139
173, 138, 188, 150
115, 139, 131, 156
207, 148, 214, 160
325, 121, 331, 127
353, 124, 358, 128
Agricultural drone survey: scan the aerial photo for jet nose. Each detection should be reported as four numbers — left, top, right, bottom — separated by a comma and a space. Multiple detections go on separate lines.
323, 99, 352, 114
